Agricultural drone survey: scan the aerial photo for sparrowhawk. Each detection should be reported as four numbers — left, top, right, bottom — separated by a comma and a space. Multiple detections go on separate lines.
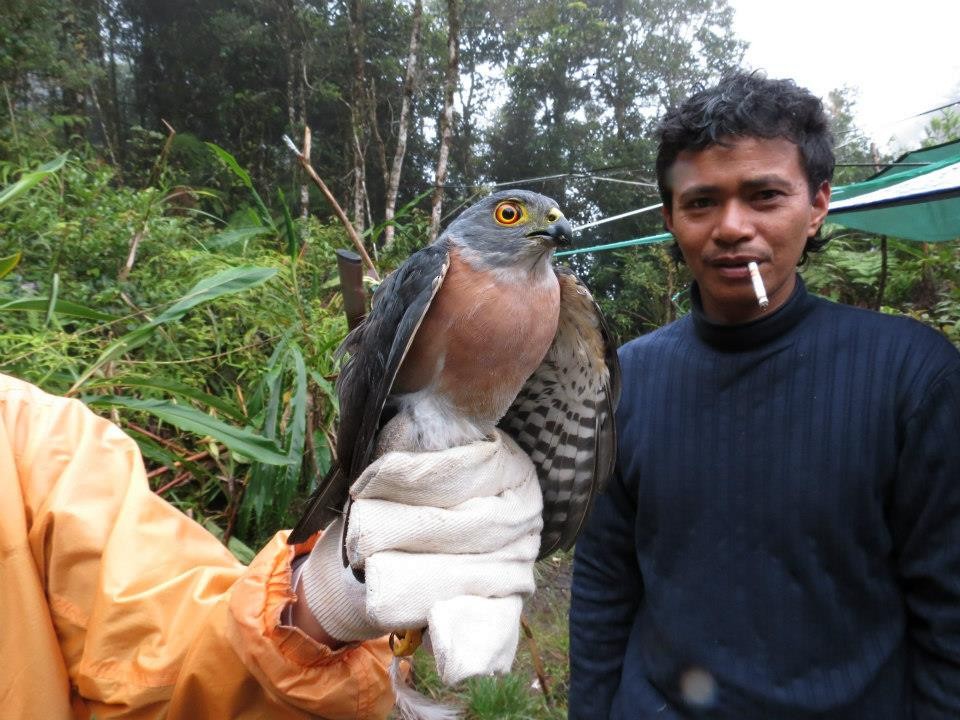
289, 189, 621, 558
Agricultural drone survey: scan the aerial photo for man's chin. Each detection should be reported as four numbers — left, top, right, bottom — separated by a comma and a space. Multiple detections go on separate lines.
700, 288, 770, 324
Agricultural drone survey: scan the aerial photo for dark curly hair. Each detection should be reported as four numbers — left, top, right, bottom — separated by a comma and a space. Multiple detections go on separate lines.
656, 72, 835, 263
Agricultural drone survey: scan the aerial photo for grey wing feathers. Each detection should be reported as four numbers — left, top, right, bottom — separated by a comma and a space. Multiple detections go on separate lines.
288, 242, 451, 544
499, 266, 620, 560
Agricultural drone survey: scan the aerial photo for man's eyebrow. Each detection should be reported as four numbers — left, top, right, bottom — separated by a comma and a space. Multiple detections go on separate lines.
741, 175, 793, 190
677, 184, 721, 200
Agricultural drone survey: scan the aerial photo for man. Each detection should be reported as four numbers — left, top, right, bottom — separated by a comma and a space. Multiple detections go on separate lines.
0, 372, 541, 719
569, 73, 960, 719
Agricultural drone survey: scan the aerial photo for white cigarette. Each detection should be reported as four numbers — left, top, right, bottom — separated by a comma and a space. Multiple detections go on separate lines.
748, 261, 769, 309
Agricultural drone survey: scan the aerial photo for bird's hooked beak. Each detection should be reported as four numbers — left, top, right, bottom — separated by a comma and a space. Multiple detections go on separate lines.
527, 210, 573, 248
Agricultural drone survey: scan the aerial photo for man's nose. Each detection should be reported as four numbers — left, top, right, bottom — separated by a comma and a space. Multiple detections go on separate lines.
713, 201, 754, 244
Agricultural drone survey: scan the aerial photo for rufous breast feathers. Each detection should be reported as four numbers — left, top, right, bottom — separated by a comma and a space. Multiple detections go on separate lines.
393, 248, 560, 420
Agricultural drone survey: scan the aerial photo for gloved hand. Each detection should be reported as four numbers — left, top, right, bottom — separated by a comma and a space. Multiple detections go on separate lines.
299, 429, 543, 683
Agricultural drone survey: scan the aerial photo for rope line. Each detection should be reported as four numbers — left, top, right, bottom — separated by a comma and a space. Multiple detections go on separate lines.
556, 232, 673, 257
572, 202, 663, 232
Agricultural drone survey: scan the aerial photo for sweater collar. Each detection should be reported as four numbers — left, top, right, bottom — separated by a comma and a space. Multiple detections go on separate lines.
690, 274, 815, 351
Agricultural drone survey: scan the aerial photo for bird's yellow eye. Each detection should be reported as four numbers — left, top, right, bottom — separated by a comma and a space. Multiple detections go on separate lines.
494, 201, 524, 226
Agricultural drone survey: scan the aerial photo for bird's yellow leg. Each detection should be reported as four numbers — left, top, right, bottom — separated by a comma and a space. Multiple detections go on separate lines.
389, 628, 424, 657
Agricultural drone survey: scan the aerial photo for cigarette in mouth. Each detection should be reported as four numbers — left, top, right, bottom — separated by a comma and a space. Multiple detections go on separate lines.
747, 261, 769, 309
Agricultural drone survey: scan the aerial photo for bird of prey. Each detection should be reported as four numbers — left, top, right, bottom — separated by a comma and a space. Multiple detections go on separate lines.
289, 189, 620, 559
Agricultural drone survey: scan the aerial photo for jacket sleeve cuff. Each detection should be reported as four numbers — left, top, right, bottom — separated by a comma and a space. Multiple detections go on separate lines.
226, 531, 395, 720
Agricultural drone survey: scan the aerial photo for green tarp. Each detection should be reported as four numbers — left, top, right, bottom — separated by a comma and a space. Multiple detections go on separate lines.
559, 139, 960, 257
828, 138, 960, 241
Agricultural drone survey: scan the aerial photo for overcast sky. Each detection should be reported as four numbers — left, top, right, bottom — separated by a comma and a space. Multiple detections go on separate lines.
729, 0, 960, 153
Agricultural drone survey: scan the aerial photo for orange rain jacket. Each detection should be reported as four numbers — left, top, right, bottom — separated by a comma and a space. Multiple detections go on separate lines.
0, 373, 395, 719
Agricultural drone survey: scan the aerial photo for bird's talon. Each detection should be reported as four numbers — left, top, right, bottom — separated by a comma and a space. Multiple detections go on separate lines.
390, 628, 423, 657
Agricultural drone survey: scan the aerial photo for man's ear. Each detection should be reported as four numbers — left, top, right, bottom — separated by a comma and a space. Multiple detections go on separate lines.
661, 204, 674, 233
809, 181, 831, 235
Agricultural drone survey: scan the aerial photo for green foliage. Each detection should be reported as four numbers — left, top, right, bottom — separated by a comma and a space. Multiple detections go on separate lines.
0, 147, 358, 549
0, 251, 21, 279
206, 142, 276, 230
0, 153, 66, 208
923, 108, 960, 147
466, 674, 545, 720
71, 265, 280, 391
586, 244, 690, 339
802, 231, 960, 347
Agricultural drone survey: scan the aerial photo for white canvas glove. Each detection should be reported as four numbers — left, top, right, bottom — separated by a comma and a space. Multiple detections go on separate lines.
300, 430, 543, 683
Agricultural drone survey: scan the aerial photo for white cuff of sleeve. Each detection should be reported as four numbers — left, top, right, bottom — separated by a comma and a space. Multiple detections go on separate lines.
300, 519, 384, 642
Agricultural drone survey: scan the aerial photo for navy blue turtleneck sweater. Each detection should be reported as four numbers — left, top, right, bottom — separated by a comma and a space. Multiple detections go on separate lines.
569, 277, 960, 719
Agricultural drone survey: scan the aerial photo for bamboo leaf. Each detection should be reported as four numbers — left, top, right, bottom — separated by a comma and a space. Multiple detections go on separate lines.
205, 142, 254, 189
397, 188, 433, 216
94, 376, 247, 422
244, 464, 279, 529
309, 369, 339, 414
243, 332, 291, 423
0, 252, 21, 279
281, 344, 308, 506
241, 339, 306, 528
206, 226, 274, 250
86, 396, 289, 465
257, 335, 291, 437
153, 266, 277, 324
0, 297, 118, 321
205, 143, 274, 229
0, 154, 67, 209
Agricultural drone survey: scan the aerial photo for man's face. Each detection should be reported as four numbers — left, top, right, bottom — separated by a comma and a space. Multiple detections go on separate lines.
662, 136, 830, 324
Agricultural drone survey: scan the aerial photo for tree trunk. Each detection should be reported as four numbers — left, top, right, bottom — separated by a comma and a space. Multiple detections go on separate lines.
299, 56, 310, 219
285, 23, 296, 135
104, 2, 123, 164
367, 78, 388, 191
457, 59, 479, 189
612, 0, 627, 142
382, 0, 422, 249
346, 0, 369, 235
351, 117, 366, 236
428, 0, 460, 243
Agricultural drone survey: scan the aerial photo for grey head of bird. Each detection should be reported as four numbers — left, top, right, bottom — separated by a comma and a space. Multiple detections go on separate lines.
436, 189, 573, 273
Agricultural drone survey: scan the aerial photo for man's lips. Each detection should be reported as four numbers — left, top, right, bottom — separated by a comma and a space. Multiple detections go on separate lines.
706, 256, 766, 279
707, 255, 766, 266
